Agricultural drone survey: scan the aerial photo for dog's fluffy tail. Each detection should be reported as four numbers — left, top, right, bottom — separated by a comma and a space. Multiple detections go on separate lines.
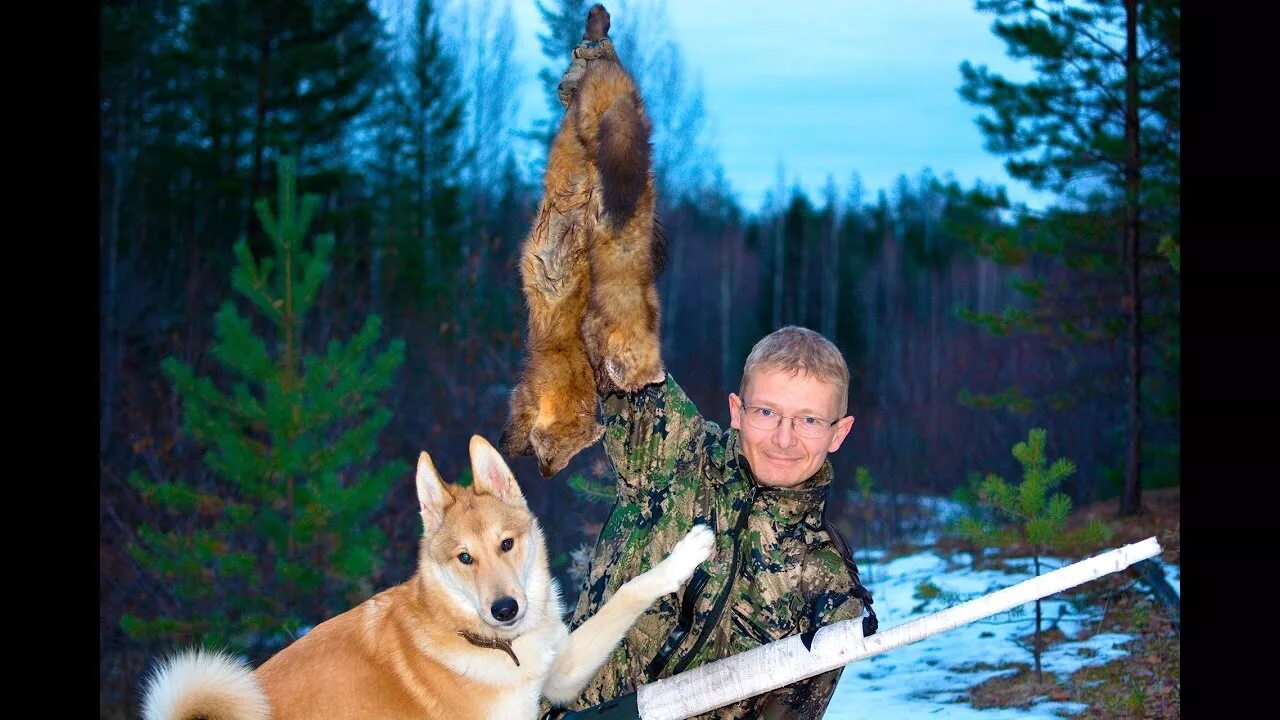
597, 91, 652, 231
141, 648, 270, 720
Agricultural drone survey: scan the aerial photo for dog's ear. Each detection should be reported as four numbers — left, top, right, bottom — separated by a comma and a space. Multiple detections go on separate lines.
469, 435, 527, 508
416, 450, 454, 533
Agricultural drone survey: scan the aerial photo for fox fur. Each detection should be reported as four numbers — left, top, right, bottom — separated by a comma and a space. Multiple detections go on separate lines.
502, 4, 666, 478
140, 435, 714, 720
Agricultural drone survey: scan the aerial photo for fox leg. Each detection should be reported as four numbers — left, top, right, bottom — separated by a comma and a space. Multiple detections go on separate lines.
569, 62, 665, 393
507, 205, 604, 476
499, 379, 538, 457
582, 191, 666, 393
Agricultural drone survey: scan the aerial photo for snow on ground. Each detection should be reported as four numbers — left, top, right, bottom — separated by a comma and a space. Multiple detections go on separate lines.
824, 529, 1178, 718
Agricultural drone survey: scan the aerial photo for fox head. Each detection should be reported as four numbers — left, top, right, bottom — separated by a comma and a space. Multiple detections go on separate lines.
414, 435, 552, 638
530, 419, 605, 479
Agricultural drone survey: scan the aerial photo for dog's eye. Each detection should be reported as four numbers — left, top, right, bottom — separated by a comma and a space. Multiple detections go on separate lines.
458, 552, 473, 565
500, 538, 514, 552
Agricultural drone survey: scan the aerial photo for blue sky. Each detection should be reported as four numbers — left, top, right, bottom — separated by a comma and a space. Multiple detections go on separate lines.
505, 0, 1058, 214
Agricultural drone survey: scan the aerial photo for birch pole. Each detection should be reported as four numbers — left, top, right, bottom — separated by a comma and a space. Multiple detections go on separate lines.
564, 536, 1163, 720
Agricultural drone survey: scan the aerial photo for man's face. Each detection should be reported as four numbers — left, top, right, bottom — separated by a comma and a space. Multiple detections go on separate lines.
728, 368, 855, 488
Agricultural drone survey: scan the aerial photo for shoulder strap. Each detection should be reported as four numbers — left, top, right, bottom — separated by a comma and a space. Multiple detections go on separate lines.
821, 509, 879, 637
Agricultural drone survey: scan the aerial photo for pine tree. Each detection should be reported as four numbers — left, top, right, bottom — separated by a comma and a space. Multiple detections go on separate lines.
123, 157, 407, 658
454, 0, 522, 207
407, 0, 467, 305
533, 0, 591, 150
951, 428, 1107, 682
151, 0, 386, 253
957, 0, 1180, 516
244, 1, 382, 222
366, 0, 467, 310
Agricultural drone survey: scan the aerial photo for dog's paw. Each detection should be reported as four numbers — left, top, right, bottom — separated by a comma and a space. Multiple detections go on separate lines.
669, 524, 715, 567
645, 525, 714, 594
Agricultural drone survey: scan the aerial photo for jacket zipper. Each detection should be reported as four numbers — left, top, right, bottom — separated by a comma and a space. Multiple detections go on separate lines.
644, 566, 709, 679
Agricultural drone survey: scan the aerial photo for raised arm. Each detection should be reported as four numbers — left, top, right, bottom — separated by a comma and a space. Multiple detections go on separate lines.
600, 375, 719, 502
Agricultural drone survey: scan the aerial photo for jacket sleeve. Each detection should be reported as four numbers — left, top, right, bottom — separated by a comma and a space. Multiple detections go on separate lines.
752, 666, 847, 719
600, 373, 716, 503
738, 539, 867, 719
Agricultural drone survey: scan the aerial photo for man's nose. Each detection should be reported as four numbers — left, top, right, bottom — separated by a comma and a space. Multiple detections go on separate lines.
773, 417, 798, 445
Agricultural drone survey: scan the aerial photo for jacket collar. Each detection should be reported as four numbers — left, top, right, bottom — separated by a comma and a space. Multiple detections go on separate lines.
725, 429, 831, 524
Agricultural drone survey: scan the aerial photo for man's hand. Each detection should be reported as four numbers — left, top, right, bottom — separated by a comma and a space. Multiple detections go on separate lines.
557, 38, 619, 108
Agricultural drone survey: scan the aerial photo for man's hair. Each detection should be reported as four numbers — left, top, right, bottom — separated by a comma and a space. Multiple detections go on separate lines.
740, 326, 850, 416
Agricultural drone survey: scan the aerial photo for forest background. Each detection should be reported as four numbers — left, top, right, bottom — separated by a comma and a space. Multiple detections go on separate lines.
98, 1, 1180, 717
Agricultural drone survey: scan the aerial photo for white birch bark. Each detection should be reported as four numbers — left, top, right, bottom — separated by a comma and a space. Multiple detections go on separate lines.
636, 537, 1162, 720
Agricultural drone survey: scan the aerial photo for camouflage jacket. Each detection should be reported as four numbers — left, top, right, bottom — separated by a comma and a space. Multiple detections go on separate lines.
561, 374, 870, 719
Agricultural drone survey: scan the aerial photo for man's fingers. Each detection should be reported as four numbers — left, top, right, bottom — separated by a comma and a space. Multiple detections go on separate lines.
572, 38, 618, 62
559, 39, 618, 108
558, 58, 588, 107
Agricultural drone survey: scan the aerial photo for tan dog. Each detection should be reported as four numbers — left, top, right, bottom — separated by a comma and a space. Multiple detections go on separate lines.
501, 4, 666, 478
141, 435, 714, 720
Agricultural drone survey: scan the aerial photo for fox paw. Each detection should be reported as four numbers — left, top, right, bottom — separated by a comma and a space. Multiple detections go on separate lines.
603, 353, 665, 393
499, 424, 534, 457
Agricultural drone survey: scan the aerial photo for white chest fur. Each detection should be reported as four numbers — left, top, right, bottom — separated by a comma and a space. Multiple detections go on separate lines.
433, 618, 570, 720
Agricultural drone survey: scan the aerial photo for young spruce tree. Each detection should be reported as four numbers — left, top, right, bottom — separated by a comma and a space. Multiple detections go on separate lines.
123, 158, 407, 658
952, 427, 1107, 682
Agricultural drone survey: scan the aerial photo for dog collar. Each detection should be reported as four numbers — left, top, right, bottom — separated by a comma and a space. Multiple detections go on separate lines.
457, 630, 521, 667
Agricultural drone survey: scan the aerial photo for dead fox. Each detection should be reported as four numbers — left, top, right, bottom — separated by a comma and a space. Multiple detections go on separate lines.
502, 4, 665, 478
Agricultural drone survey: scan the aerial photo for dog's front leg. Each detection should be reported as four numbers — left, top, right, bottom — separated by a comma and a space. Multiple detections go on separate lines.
542, 525, 714, 704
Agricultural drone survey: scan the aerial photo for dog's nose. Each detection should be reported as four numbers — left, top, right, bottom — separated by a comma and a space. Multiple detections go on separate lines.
491, 597, 519, 622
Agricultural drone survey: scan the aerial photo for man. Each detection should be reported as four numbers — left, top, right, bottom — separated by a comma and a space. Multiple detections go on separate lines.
557, 324, 877, 718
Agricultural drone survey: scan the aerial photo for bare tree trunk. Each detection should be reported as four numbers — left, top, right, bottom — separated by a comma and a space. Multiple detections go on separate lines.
102, 108, 126, 457
663, 217, 685, 342
1032, 552, 1042, 682
799, 215, 811, 329
251, 7, 273, 239
1120, 0, 1143, 517
227, 50, 242, 237
771, 214, 783, 330
821, 204, 838, 339
416, 101, 428, 281
928, 275, 940, 495
719, 229, 732, 390
371, 226, 383, 316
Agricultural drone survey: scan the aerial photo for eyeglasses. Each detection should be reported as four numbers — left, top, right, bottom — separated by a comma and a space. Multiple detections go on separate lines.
738, 401, 839, 439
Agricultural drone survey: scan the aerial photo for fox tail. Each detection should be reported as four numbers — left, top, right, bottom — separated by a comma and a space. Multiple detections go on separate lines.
597, 91, 652, 231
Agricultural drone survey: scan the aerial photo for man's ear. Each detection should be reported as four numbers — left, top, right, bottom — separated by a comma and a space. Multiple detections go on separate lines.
827, 415, 855, 453
728, 392, 743, 431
